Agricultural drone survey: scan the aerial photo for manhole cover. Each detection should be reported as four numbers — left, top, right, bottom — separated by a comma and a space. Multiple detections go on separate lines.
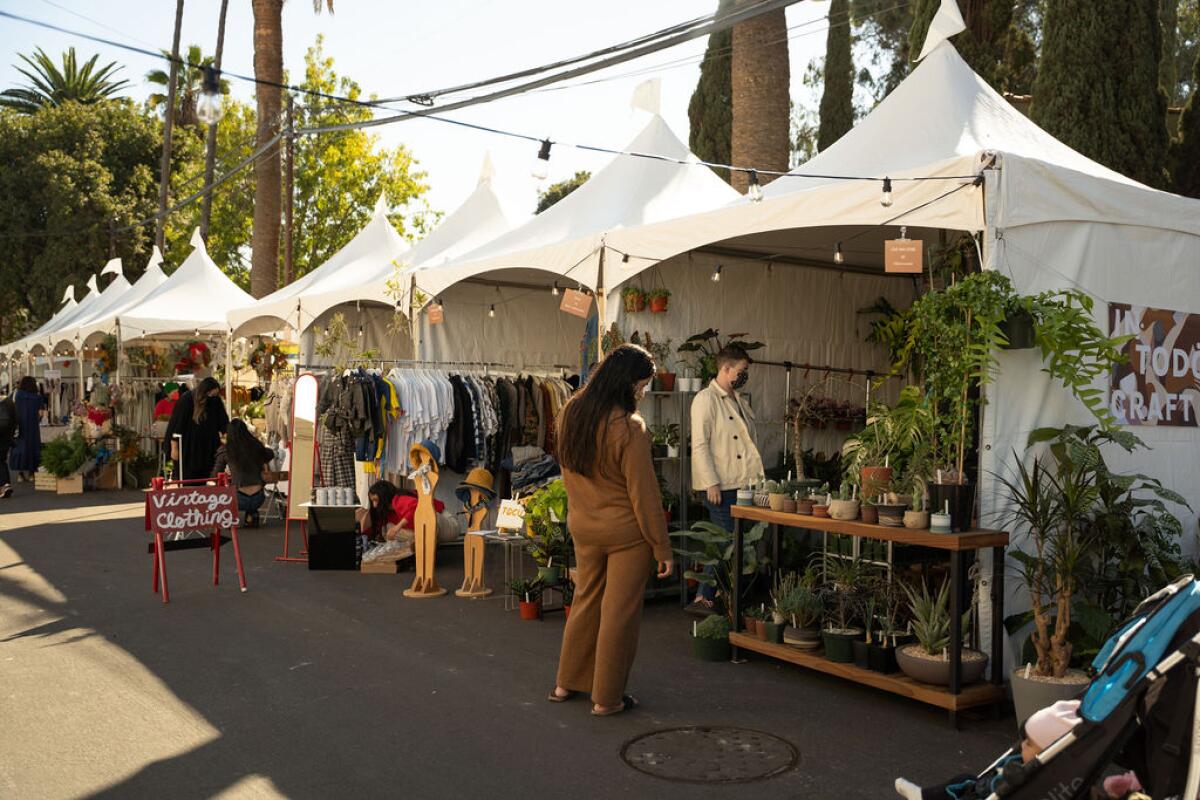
620, 726, 798, 784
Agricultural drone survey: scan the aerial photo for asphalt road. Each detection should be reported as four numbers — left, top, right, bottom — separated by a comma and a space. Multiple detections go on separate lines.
0, 484, 1014, 799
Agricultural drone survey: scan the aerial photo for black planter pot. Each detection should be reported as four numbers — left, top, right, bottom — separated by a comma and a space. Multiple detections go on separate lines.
651, 443, 668, 459
867, 643, 899, 673
851, 638, 871, 669
763, 621, 785, 644
928, 482, 977, 532
822, 629, 861, 663
1000, 308, 1036, 349
692, 636, 732, 662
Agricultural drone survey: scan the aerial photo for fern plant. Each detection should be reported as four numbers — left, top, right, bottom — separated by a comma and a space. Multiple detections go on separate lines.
41, 429, 91, 478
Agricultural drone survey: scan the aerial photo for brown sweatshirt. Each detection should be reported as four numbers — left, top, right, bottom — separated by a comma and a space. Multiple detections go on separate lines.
561, 410, 672, 562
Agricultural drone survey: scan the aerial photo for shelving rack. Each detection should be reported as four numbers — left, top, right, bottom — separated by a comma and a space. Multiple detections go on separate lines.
645, 389, 693, 601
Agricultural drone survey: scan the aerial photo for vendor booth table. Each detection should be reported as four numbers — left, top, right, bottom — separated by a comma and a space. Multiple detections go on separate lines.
729, 505, 1008, 726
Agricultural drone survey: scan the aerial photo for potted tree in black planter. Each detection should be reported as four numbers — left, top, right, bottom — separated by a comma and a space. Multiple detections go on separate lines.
819, 555, 864, 663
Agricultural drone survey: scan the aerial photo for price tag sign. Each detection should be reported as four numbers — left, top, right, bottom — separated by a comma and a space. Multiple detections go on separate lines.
427, 303, 444, 325
559, 288, 593, 319
495, 499, 526, 532
885, 239, 923, 273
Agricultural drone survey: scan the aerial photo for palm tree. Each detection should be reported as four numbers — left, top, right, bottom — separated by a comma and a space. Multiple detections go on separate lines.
250, 0, 333, 298
146, 44, 228, 127
730, 0, 791, 194
0, 47, 128, 113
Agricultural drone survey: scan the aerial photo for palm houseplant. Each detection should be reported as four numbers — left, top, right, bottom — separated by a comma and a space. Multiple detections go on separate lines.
677, 520, 768, 624
895, 578, 987, 686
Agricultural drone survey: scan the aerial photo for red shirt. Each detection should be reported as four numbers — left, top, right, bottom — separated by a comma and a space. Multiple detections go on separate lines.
364, 494, 445, 536
154, 397, 176, 420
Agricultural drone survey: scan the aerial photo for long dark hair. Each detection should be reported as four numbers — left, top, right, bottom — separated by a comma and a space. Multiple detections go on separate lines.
558, 344, 655, 477
367, 479, 399, 535
193, 377, 221, 425
18, 375, 37, 393
225, 419, 266, 483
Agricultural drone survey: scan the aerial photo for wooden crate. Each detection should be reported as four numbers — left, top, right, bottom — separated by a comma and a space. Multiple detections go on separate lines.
56, 474, 84, 495
34, 471, 58, 491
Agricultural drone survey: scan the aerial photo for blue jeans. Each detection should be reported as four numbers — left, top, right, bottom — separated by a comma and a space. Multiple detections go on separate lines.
237, 489, 265, 517
698, 489, 738, 602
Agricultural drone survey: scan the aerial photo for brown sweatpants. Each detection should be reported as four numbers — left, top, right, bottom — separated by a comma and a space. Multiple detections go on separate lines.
555, 540, 653, 707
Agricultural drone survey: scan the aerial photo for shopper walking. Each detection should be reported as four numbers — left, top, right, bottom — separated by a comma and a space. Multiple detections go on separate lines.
213, 419, 276, 527
550, 344, 673, 716
0, 389, 16, 497
165, 377, 228, 480
688, 345, 764, 613
8, 376, 45, 483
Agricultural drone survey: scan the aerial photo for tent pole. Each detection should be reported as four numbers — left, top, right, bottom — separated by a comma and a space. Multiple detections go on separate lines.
782, 365, 791, 469
409, 274, 420, 361
115, 321, 123, 490
595, 246, 607, 363
225, 330, 233, 413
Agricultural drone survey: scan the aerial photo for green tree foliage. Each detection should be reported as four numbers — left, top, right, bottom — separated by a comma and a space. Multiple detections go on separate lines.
688, 0, 735, 182
0, 47, 129, 114
908, 0, 1038, 94
1163, 0, 1181, 102
1033, 0, 1170, 188
818, 0, 855, 151
0, 101, 161, 330
1173, 45, 1200, 196
850, 0, 916, 103
535, 171, 591, 214
1170, 1, 1200, 106
146, 44, 229, 129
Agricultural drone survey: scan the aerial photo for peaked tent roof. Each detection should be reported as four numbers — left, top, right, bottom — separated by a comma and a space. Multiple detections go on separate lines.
603, 41, 1200, 288
119, 229, 254, 341
73, 248, 170, 344
23, 270, 124, 354
228, 197, 411, 336
295, 153, 516, 321
402, 112, 743, 306
1, 289, 78, 356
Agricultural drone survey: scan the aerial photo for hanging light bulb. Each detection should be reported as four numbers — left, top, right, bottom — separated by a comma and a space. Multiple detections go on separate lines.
834, 243, 844, 264
711, 263, 723, 283
358, 323, 364, 339
551, 282, 560, 296
531, 139, 552, 181
747, 169, 763, 203
195, 65, 226, 126
881, 177, 893, 207
489, 304, 496, 319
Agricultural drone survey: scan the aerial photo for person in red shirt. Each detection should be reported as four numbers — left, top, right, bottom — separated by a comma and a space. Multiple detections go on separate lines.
354, 479, 444, 542
154, 383, 181, 420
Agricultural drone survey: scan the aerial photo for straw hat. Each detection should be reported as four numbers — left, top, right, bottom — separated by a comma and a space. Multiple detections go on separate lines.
456, 468, 495, 504
409, 439, 442, 468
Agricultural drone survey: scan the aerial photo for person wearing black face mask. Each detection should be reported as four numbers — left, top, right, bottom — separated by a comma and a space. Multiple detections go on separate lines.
688, 345, 764, 613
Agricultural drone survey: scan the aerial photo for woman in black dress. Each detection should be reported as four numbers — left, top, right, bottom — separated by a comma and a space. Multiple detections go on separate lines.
164, 377, 228, 480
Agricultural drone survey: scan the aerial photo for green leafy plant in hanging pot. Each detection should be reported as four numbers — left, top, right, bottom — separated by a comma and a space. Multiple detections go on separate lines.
676, 329, 765, 385
621, 286, 647, 313
647, 288, 672, 313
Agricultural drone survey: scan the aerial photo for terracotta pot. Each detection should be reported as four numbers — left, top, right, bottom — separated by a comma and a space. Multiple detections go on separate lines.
649, 295, 669, 313
755, 620, 768, 641
860, 505, 879, 524
780, 498, 797, 514
518, 600, 543, 621
903, 510, 930, 529
861, 466, 894, 500
657, 372, 676, 391
768, 493, 788, 512
795, 499, 814, 515
812, 504, 829, 519
743, 615, 758, 632
895, 643, 988, 686
828, 499, 860, 521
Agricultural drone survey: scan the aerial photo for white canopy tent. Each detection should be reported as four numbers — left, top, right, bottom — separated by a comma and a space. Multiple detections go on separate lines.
70, 247, 169, 346
117, 229, 254, 344
25, 264, 130, 357
1, 285, 78, 358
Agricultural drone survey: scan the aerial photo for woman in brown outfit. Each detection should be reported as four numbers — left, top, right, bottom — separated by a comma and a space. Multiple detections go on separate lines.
549, 345, 674, 716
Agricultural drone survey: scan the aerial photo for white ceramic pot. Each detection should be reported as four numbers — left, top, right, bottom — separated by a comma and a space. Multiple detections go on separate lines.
736, 489, 754, 506
666, 445, 679, 458
930, 512, 952, 533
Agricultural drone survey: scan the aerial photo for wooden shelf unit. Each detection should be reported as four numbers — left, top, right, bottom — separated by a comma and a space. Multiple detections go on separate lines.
731, 504, 1009, 551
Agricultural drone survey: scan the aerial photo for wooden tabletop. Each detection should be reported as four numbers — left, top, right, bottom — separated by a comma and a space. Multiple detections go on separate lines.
731, 504, 1008, 551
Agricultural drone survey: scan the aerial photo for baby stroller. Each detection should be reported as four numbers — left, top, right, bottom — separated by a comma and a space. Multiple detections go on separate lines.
984, 575, 1200, 799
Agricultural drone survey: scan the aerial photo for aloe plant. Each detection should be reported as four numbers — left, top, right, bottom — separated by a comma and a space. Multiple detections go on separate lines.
902, 579, 971, 656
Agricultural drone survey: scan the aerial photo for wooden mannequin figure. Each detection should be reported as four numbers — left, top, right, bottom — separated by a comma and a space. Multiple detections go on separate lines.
403, 440, 447, 599
455, 468, 495, 598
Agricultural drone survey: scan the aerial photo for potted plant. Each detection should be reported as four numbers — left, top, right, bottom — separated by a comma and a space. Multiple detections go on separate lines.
812, 491, 831, 519
895, 579, 988, 686
903, 484, 929, 529
819, 556, 865, 663
868, 578, 909, 673
692, 614, 731, 661
860, 497, 879, 525
852, 594, 877, 669
647, 288, 671, 313
828, 482, 860, 521
660, 482, 678, 526
649, 425, 670, 459
664, 423, 680, 458
644, 334, 676, 391
875, 495, 908, 528
621, 286, 647, 313
677, 520, 768, 626
509, 577, 545, 620
42, 428, 92, 494
677, 329, 765, 385
841, 386, 932, 502
525, 481, 569, 583
779, 569, 824, 649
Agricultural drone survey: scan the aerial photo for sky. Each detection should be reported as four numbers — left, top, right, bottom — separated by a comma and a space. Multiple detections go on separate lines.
0, 0, 834, 235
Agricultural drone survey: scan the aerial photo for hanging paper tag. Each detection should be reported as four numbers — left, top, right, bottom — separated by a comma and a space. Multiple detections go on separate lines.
885, 239, 923, 273
496, 499, 526, 532
560, 288, 593, 319
427, 303, 444, 325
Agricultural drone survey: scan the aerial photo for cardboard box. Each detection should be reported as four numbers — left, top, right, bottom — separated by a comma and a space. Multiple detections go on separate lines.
360, 559, 402, 575
95, 463, 119, 490
57, 474, 84, 495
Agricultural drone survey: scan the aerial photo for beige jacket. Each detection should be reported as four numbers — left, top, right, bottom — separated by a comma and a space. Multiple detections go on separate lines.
690, 380, 764, 492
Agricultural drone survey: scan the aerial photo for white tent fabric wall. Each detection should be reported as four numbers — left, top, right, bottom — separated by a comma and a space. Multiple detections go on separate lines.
415, 279, 583, 369
610, 250, 917, 467
298, 304, 413, 368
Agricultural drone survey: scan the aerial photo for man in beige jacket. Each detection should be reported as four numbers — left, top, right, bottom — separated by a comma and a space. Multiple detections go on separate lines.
689, 345, 764, 610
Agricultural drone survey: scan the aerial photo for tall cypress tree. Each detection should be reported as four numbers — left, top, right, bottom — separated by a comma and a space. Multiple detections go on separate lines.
689, 0, 735, 183
1161, 0, 1179, 104
818, 0, 855, 151
1172, 47, 1200, 197
1033, 0, 1170, 188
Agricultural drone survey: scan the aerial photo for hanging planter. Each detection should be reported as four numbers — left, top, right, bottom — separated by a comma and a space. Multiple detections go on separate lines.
999, 306, 1036, 350
647, 289, 671, 313
621, 287, 647, 313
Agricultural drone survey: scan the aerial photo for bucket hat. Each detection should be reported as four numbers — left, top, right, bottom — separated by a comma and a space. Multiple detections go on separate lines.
456, 467, 495, 505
